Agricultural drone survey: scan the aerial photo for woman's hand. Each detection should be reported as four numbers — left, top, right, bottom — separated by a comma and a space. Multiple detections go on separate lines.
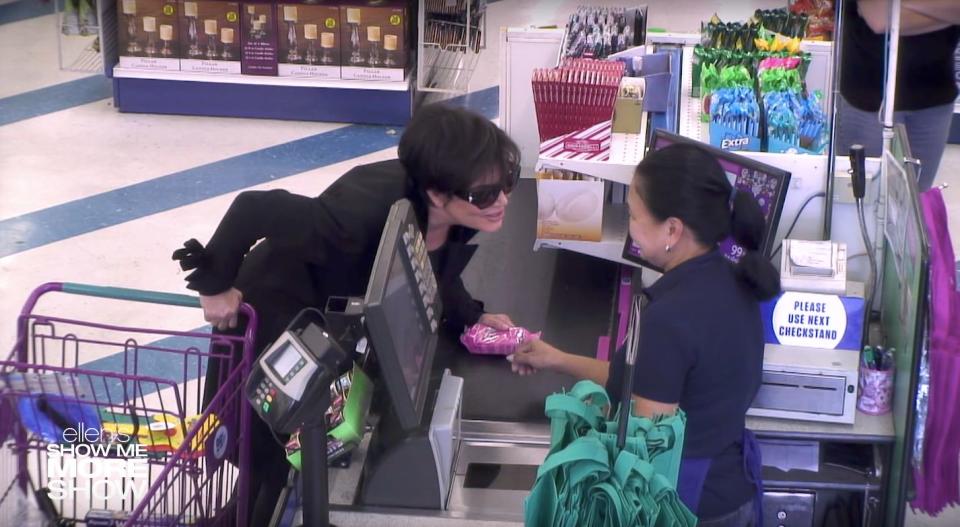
200, 288, 243, 331
507, 339, 565, 376
479, 313, 515, 331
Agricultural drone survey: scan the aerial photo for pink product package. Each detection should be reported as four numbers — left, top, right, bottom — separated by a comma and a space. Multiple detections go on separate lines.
758, 56, 802, 72
460, 324, 541, 356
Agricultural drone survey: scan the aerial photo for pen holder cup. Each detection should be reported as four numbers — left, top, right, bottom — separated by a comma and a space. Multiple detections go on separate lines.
857, 364, 894, 415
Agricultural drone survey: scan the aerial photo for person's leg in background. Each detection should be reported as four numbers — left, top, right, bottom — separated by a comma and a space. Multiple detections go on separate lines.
898, 102, 955, 191
835, 95, 885, 158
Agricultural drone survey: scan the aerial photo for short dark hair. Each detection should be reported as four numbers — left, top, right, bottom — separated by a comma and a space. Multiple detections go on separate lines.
398, 104, 520, 196
633, 143, 780, 300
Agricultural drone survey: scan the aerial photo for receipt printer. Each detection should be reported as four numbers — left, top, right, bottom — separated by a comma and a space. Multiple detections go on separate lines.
245, 309, 348, 435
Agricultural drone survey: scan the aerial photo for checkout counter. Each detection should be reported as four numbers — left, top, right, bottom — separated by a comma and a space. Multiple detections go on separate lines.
263, 179, 899, 527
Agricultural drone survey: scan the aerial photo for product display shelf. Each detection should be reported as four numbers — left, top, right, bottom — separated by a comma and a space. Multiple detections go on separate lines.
677, 45, 707, 142
112, 67, 411, 90
677, 40, 835, 146
417, 0, 485, 94
105, 1, 416, 125
111, 67, 415, 124
57, 0, 111, 73
534, 203, 639, 268
537, 132, 645, 186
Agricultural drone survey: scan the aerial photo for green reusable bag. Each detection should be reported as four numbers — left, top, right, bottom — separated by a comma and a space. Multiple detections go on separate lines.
525, 380, 697, 527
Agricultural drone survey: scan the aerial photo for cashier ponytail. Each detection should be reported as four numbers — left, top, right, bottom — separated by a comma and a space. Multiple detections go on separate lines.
633, 143, 780, 301
729, 187, 781, 301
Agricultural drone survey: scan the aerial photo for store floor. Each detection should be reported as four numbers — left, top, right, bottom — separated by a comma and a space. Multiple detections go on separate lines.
2, 0, 959, 524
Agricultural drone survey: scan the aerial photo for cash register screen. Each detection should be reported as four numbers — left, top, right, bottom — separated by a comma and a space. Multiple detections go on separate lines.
363, 199, 439, 431
379, 247, 429, 403
268, 342, 301, 379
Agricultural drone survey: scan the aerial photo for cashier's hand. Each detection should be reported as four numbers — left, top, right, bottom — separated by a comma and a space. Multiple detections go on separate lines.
200, 287, 243, 331
478, 313, 515, 331
507, 340, 563, 376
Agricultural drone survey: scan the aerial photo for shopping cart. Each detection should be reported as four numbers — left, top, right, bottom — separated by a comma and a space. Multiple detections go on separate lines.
0, 282, 257, 526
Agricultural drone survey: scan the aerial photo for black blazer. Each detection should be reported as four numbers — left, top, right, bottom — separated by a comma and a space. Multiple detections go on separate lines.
182, 159, 485, 347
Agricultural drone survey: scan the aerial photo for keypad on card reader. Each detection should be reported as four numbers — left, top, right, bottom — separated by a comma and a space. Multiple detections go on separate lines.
255, 378, 278, 412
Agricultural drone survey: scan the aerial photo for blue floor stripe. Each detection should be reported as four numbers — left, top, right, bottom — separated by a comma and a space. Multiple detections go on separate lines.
0, 0, 54, 25
0, 85, 499, 258
0, 75, 112, 126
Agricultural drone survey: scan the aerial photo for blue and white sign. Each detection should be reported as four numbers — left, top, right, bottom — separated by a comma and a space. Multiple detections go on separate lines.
761, 291, 865, 351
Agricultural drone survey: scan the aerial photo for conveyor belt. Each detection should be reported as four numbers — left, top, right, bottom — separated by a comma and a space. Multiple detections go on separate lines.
448, 179, 619, 422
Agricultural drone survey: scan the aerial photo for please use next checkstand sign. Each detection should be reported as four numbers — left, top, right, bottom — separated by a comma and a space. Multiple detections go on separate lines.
761, 291, 865, 351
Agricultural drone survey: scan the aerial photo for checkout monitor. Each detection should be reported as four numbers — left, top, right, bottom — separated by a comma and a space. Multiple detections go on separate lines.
623, 130, 791, 268
363, 199, 443, 432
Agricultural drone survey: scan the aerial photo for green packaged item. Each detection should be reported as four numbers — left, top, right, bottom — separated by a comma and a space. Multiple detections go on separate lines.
524, 381, 696, 527
284, 363, 373, 470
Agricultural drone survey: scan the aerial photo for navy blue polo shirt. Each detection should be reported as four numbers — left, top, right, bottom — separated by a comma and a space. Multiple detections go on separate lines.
606, 249, 764, 518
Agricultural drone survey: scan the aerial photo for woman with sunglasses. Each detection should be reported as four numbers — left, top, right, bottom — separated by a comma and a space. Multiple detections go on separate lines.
172, 104, 521, 526
507, 144, 780, 526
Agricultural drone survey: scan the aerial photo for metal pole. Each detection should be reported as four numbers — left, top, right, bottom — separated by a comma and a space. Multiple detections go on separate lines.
881, 0, 903, 190
883, 0, 902, 132
823, 0, 846, 240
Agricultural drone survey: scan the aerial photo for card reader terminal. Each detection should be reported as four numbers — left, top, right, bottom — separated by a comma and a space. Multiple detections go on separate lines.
245, 309, 347, 435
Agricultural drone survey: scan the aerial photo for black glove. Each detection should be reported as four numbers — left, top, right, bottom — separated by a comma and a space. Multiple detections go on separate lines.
172, 238, 207, 271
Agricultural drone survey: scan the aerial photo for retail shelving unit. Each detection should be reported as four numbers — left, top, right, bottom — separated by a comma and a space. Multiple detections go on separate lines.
111, 68, 414, 124
534, 122, 648, 268
417, 0, 485, 95
106, 1, 416, 124
56, 0, 109, 73
676, 38, 835, 145
534, 203, 638, 267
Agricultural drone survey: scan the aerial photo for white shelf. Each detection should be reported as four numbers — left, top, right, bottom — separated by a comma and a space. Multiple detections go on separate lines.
537, 127, 648, 185
678, 45, 707, 142
112, 67, 412, 91
534, 204, 641, 268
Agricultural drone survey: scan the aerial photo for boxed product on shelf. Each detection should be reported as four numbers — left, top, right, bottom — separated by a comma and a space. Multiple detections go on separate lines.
277, 3, 341, 79
117, 0, 181, 71
240, 2, 279, 75
536, 170, 604, 243
339, 3, 408, 82
532, 59, 625, 142
179, 1, 241, 74
612, 77, 644, 134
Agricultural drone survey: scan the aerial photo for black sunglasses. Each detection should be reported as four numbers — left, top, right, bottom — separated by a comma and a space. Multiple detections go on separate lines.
452, 164, 521, 209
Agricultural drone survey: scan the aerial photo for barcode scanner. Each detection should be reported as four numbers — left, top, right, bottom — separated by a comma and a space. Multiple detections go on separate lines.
849, 145, 866, 200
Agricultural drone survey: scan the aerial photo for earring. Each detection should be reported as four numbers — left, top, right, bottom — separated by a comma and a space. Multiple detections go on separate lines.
665, 245, 672, 253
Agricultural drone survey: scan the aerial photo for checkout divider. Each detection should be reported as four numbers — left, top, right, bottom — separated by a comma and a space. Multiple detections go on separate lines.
880, 127, 930, 527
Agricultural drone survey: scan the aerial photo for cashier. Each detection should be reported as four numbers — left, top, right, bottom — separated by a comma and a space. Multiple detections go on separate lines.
172, 104, 520, 526
508, 144, 780, 526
